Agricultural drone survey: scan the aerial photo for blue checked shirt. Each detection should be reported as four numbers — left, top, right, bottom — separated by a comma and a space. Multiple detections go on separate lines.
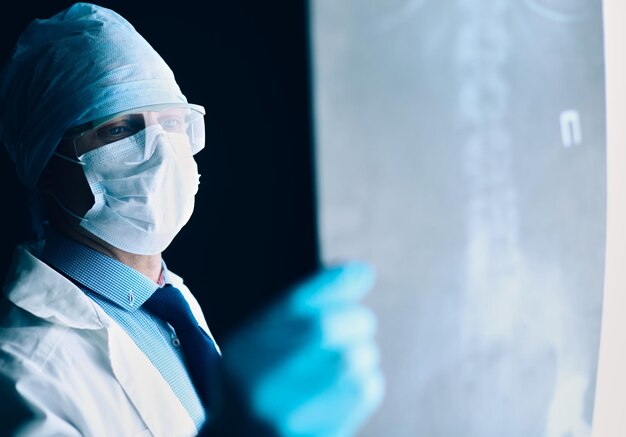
41, 229, 207, 430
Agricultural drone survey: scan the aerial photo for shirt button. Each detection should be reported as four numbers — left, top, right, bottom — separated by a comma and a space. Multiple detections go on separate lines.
172, 337, 181, 348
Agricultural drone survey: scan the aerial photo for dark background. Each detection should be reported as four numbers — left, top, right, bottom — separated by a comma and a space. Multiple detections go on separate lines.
0, 1, 320, 343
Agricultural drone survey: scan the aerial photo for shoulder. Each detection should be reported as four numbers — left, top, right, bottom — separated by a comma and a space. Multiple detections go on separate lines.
0, 300, 94, 435
0, 293, 111, 382
0, 297, 71, 371
0, 298, 140, 436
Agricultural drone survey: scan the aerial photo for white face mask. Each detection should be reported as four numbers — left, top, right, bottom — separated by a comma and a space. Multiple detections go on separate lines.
56, 124, 200, 255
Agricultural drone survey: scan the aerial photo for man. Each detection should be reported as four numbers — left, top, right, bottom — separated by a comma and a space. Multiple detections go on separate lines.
0, 3, 384, 436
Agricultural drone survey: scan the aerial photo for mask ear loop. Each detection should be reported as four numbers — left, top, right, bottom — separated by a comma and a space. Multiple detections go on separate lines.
48, 192, 90, 223
53, 132, 87, 166
53, 152, 85, 165
48, 132, 94, 223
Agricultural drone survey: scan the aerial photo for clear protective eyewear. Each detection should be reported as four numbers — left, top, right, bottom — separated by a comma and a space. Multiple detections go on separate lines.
63, 103, 206, 159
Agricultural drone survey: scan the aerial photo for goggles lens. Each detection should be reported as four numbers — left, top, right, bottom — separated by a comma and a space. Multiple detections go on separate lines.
70, 104, 205, 157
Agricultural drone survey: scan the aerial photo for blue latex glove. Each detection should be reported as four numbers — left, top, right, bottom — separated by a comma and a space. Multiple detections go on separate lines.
221, 261, 385, 437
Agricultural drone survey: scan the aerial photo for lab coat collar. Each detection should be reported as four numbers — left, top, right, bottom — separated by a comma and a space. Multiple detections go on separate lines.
3, 241, 106, 330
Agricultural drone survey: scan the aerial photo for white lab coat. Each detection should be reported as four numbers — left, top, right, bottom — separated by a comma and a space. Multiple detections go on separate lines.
0, 241, 216, 437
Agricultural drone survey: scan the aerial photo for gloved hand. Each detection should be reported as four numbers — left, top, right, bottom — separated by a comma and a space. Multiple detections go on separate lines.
216, 261, 385, 437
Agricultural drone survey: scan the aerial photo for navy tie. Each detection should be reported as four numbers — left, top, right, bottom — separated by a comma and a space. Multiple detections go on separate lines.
143, 284, 221, 415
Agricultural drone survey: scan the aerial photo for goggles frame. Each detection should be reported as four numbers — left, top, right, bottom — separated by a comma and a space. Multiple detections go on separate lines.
61, 103, 206, 158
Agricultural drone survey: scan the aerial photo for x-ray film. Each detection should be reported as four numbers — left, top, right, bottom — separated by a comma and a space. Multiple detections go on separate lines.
310, 1, 606, 436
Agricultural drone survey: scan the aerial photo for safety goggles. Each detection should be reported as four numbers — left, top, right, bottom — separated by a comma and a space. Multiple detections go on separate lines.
63, 103, 206, 158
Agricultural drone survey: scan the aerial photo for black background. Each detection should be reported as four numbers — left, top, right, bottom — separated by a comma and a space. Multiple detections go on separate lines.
0, 0, 320, 343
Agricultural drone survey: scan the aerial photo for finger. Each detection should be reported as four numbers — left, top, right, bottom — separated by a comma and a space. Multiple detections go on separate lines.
288, 261, 377, 312
223, 304, 378, 391
222, 314, 319, 385
235, 305, 378, 354
251, 340, 382, 426
284, 366, 386, 436
331, 369, 386, 437
318, 305, 378, 348
250, 347, 343, 422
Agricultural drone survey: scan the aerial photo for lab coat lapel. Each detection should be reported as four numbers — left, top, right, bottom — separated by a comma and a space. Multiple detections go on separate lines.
106, 319, 198, 437
5, 243, 197, 436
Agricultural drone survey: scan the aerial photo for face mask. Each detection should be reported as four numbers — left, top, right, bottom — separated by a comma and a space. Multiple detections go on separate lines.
55, 124, 200, 255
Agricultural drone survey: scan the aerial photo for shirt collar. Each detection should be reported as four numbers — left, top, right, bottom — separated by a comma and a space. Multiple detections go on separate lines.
41, 229, 164, 312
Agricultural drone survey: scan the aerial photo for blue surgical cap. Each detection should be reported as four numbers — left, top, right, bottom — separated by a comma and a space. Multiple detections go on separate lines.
0, 2, 188, 188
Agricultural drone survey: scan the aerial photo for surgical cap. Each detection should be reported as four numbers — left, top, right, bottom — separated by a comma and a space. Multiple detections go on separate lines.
0, 2, 188, 188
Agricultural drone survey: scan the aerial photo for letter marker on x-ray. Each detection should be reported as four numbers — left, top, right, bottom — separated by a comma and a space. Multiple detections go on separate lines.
560, 109, 582, 147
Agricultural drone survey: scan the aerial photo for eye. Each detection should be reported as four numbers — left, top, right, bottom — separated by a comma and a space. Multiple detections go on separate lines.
160, 115, 185, 133
108, 125, 131, 136
97, 118, 144, 143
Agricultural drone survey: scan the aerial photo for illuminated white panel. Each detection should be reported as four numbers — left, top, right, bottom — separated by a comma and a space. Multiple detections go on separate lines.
310, 1, 606, 436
